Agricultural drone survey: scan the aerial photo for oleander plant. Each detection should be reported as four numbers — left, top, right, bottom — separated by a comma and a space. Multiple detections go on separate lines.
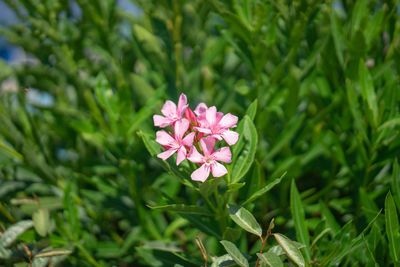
0, 0, 400, 266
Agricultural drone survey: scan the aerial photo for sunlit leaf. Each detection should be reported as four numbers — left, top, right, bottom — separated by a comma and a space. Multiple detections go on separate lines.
220, 240, 249, 267
273, 233, 305, 267
228, 205, 262, 237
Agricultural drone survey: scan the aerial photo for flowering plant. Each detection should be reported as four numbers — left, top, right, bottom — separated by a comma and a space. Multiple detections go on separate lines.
153, 94, 239, 182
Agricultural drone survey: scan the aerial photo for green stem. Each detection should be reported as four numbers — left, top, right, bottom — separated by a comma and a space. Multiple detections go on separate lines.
214, 189, 222, 212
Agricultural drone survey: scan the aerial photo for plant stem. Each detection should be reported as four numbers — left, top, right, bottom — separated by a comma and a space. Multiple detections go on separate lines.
255, 230, 272, 267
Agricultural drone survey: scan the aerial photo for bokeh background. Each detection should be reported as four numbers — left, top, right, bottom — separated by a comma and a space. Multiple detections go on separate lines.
1, 0, 400, 266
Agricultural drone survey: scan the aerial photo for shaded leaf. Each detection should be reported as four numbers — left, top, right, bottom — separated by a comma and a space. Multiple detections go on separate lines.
148, 204, 212, 216
290, 180, 311, 263
385, 192, 400, 264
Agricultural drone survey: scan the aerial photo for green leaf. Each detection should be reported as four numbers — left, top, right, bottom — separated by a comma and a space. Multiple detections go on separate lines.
227, 182, 246, 193
0, 139, 23, 160
0, 246, 11, 259
290, 180, 311, 263
33, 208, 50, 237
138, 130, 161, 156
385, 192, 400, 264
142, 241, 182, 252
231, 116, 258, 183
228, 205, 262, 237
392, 159, 400, 210
0, 220, 33, 247
345, 79, 368, 143
63, 183, 80, 240
364, 7, 384, 46
273, 233, 305, 267
246, 99, 258, 121
319, 201, 340, 235
359, 59, 378, 125
264, 115, 305, 161
148, 204, 212, 216
257, 252, 283, 267
223, 227, 242, 243
330, 7, 345, 68
242, 172, 286, 205
128, 86, 164, 135
133, 24, 163, 56
220, 240, 249, 267
12, 197, 63, 214
181, 214, 222, 239
268, 241, 305, 256
199, 178, 222, 198
351, 0, 368, 33
211, 254, 235, 267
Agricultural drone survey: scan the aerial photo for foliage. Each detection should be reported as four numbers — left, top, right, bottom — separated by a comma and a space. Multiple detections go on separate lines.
0, 0, 400, 266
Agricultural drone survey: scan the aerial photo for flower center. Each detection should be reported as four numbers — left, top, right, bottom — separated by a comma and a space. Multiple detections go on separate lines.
204, 156, 213, 164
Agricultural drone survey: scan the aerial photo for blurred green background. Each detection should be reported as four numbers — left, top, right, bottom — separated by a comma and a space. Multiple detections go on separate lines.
0, 0, 400, 266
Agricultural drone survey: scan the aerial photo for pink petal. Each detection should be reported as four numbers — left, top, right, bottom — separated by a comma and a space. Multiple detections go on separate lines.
222, 130, 239, 146
212, 147, 232, 163
211, 162, 228, 177
176, 146, 187, 165
185, 108, 197, 125
200, 136, 216, 157
216, 112, 224, 122
153, 115, 173, 128
187, 146, 204, 163
205, 106, 218, 126
219, 113, 238, 128
191, 164, 211, 182
177, 94, 188, 116
193, 127, 212, 135
173, 118, 189, 140
161, 100, 178, 118
182, 132, 195, 147
156, 130, 176, 147
194, 103, 208, 116
211, 134, 223, 141
157, 148, 177, 161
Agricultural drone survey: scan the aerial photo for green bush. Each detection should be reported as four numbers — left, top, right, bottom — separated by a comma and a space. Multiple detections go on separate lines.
0, 0, 399, 266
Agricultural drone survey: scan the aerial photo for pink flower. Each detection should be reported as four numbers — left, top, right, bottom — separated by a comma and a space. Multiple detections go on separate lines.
194, 105, 239, 146
185, 107, 198, 127
156, 119, 195, 165
153, 94, 188, 128
187, 136, 232, 182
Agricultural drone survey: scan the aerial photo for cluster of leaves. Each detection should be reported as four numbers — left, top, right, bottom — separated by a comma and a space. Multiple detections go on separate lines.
0, 0, 400, 266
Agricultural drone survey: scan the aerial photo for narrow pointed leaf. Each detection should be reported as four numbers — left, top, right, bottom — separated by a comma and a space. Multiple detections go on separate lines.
359, 59, 378, 125
231, 116, 257, 183
385, 192, 400, 264
392, 159, 400, 210
148, 204, 212, 216
290, 180, 311, 263
242, 172, 286, 205
246, 99, 258, 121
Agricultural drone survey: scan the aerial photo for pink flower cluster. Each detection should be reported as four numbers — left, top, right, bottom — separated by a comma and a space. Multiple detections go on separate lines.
153, 94, 239, 182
